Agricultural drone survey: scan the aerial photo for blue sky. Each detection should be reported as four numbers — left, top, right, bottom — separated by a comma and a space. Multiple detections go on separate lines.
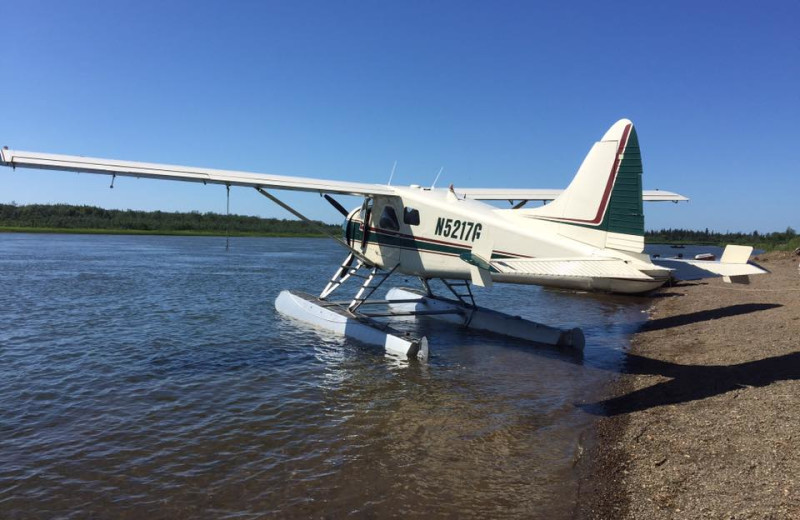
1, 0, 797, 232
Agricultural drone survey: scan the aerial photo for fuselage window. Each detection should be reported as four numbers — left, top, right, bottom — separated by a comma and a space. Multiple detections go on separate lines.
378, 206, 400, 231
403, 207, 420, 226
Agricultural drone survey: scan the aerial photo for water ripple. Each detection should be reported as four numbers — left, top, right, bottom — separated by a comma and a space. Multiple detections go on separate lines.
0, 234, 647, 518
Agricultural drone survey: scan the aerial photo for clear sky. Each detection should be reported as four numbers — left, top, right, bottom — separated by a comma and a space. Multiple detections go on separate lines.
1, 0, 797, 232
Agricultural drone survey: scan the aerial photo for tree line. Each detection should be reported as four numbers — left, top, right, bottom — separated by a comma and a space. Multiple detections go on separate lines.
646, 227, 798, 251
0, 203, 341, 236
2, 203, 797, 250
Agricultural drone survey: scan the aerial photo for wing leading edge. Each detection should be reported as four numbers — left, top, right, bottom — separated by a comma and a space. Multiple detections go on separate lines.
0, 148, 396, 197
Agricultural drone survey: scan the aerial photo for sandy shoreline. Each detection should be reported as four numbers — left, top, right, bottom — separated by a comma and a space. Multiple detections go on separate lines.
577, 251, 800, 519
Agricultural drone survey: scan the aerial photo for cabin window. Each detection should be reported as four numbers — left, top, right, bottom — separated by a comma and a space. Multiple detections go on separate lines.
378, 206, 400, 231
403, 207, 420, 226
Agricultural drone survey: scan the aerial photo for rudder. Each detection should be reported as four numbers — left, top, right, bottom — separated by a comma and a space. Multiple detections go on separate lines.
525, 119, 645, 252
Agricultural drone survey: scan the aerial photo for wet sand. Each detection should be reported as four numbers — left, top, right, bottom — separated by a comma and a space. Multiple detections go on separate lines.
578, 251, 800, 519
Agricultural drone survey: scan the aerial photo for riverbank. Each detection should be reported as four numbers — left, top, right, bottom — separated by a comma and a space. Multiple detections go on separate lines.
0, 203, 341, 237
578, 251, 800, 519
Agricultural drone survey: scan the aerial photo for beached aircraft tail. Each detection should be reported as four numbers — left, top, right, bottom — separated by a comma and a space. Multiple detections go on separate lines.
523, 119, 646, 253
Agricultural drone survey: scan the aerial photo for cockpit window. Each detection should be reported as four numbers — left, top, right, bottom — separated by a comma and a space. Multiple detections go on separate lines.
378, 206, 400, 231
403, 207, 420, 226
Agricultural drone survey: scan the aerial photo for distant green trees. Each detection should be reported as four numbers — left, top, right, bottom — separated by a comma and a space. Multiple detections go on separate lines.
2, 203, 797, 251
646, 227, 799, 251
0, 203, 341, 237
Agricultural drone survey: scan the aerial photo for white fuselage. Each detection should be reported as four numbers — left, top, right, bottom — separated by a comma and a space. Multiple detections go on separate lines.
343, 187, 670, 294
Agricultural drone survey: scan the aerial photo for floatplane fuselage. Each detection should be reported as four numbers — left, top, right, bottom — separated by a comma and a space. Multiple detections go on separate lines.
1, 119, 767, 360
342, 186, 670, 295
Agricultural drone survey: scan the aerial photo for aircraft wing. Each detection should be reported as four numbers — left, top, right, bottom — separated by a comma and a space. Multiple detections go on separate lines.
457, 188, 689, 202
0, 148, 396, 197
0, 147, 688, 202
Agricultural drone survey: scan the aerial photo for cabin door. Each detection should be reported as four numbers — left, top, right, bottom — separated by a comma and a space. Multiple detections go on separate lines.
370, 197, 402, 268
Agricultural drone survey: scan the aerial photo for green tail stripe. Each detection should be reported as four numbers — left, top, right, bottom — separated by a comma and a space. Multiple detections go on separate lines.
566, 126, 645, 236
603, 126, 644, 236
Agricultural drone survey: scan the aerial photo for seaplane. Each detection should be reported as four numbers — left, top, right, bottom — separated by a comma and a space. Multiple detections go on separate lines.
1, 119, 767, 361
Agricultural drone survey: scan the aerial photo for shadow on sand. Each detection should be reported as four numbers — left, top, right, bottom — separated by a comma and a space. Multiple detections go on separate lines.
581, 302, 796, 416
642, 303, 782, 332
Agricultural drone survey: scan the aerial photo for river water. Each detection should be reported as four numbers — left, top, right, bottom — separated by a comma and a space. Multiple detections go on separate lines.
0, 234, 663, 518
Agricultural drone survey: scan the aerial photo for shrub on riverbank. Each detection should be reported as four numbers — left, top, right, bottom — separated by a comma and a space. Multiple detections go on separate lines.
0, 203, 340, 237
646, 227, 798, 252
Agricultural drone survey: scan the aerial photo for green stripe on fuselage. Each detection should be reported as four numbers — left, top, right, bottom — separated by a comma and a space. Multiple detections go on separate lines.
346, 222, 516, 259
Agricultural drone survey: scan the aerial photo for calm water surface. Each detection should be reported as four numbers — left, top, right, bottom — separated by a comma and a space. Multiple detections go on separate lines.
1, 234, 655, 518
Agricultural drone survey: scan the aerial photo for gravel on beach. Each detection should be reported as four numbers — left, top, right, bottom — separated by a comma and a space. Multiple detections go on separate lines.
578, 251, 800, 519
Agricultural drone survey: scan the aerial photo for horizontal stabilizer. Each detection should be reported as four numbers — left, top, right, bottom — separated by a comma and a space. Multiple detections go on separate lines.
653, 245, 768, 283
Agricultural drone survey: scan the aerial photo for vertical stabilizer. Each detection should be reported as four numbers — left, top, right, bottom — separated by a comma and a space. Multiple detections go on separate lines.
524, 119, 645, 252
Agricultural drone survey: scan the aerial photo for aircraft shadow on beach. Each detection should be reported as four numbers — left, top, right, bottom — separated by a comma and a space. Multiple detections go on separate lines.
581, 303, 795, 416
641, 303, 782, 332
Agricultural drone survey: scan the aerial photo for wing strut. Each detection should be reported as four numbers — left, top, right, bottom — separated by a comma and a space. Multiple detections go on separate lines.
225, 184, 231, 251
253, 187, 370, 264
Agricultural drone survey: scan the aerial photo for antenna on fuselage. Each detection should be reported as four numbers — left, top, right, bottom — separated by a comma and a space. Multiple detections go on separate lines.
387, 160, 397, 186
431, 166, 444, 189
